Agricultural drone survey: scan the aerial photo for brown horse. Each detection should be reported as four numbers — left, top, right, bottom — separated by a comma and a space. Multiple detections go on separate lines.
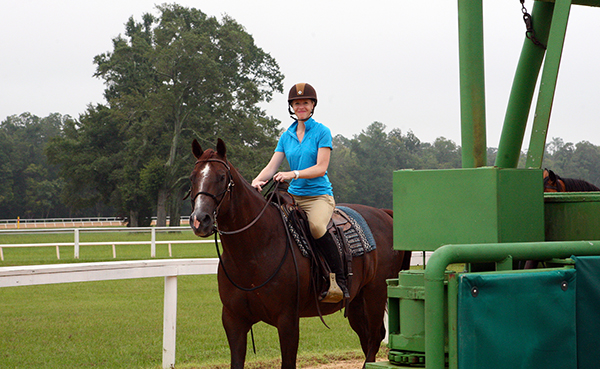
188, 138, 410, 369
543, 168, 600, 192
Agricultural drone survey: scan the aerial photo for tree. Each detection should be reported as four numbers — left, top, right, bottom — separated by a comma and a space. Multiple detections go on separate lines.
328, 134, 360, 204
0, 113, 70, 218
51, 4, 283, 226
47, 105, 129, 218
347, 122, 397, 208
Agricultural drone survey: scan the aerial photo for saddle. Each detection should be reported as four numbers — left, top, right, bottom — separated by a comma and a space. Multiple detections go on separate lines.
273, 188, 377, 301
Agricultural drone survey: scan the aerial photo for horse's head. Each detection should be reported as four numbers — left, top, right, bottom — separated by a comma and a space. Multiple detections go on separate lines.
543, 168, 565, 192
188, 138, 234, 237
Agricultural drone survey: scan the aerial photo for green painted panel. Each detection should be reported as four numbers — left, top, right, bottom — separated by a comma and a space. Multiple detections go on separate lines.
573, 256, 600, 368
457, 269, 577, 369
393, 168, 544, 251
545, 193, 600, 241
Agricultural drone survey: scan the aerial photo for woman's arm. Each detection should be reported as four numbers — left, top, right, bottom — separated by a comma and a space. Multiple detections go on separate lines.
251, 151, 286, 191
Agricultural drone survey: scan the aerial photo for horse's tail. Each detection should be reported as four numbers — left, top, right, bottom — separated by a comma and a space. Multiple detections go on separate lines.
381, 208, 393, 218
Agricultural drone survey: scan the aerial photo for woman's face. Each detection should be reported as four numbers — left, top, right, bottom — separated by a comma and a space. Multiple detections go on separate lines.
291, 99, 315, 121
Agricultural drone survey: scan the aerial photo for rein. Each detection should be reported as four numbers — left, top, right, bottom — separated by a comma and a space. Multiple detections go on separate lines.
213, 180, 298, 294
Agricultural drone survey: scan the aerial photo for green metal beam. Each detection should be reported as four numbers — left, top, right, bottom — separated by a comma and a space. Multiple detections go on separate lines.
495, 2, 554, 168
424, 240, 600, 369
537, 0, 600, 7
457, 0, 486, 168
526, 0, 572, 168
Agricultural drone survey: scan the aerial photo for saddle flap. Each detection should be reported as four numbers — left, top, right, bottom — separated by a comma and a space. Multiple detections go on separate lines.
328, 209, 352, 233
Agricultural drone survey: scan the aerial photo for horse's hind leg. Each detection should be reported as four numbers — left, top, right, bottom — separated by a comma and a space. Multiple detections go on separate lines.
222, 307, 252, 369
347, 291, 387, 364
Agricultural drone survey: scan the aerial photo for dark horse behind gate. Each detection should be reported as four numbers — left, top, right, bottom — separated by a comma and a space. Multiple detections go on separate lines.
543, 168, 600, 192
188, 138, 410, 369
524, 169, 600, 269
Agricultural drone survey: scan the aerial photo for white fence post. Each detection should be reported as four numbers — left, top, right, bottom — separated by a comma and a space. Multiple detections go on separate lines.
74, 229, 80, 259
162, 276, 178, 369
151, 228, 157, 258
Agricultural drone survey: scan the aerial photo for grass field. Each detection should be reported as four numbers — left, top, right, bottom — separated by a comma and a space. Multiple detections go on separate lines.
0, 229, 372, 368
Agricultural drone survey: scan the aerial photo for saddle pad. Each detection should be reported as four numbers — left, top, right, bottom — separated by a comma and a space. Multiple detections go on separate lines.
336, 206, 377, 256
282, 205, 376, 258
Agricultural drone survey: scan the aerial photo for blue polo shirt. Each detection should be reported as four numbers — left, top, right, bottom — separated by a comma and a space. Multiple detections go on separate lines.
275, 117, 333, 196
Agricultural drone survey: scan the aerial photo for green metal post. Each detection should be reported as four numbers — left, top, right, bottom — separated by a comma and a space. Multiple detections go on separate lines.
495, 2, 554, 168
424, 240, 600, 369
526, 0, 572, 168
447, 272, 458, 369
457, 0, 486, 168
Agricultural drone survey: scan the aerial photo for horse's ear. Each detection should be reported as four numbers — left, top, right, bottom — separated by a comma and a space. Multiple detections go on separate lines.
192, 139, 203, 159
216, 138, 227, 158
548, 169, 557, 182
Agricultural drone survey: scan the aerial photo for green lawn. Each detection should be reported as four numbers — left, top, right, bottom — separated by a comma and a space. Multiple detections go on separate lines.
0, 229, 371, 368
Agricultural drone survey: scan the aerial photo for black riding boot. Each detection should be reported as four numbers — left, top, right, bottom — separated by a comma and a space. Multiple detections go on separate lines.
315, 232, 350, 302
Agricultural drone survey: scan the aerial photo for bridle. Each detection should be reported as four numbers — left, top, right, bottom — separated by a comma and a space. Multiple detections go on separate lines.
190, 158, 234, 220
543, 171, 565, 192
190, 157, 277, 236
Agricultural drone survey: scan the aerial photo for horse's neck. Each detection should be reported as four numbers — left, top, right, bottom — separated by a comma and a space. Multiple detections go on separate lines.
217, 173, 282, 240
563, 177, 600, 192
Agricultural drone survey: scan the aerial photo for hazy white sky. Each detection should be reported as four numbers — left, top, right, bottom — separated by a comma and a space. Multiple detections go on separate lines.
3, 0, 600, 148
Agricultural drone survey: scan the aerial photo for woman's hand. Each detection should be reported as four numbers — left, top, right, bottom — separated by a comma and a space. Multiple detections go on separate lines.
251, 179, 268, 192
273, 171, 296, 182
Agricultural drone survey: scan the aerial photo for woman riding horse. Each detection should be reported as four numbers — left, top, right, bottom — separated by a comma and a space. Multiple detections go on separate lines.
189, 138, 409, 369
251, 83, 347, 302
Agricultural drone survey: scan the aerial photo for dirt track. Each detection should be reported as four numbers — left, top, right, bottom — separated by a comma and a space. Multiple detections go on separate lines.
303, 359, 364, 368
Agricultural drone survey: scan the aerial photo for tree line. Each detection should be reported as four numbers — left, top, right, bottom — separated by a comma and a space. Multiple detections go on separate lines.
2, 4, 599, 224
3, 110, 600, 223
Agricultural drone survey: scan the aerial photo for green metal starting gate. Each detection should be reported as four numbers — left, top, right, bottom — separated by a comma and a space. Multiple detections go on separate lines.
367, 0, 600, 368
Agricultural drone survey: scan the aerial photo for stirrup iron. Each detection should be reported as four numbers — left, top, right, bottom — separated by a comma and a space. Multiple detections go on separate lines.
320, 273, 343, 303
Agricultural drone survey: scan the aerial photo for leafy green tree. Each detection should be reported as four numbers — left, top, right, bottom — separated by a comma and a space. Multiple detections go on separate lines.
47, 105, 125, 217
328, 134, 360, 204
50, 4, 283, 226
0, 128, 15, 214
542, 138, 600, 186
348, 122, 397, 208
0, 113, 70, 218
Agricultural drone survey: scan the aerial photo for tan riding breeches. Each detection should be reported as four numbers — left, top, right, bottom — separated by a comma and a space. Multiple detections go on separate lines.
291, 194, 336, 239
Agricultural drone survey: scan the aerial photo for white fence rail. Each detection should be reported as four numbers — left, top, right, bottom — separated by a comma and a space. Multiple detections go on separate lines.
0, 217, 189, 229
0, 226, 216, 261
0, 258, 220, 369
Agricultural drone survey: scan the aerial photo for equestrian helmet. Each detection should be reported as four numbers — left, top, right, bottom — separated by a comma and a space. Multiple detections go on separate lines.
288, 83, 317, 106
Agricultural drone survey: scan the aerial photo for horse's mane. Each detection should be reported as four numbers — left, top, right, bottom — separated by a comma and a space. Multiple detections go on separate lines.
561, 177, 600, 192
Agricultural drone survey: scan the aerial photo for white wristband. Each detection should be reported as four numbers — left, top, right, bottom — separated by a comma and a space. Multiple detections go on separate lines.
293, 170, 300, 180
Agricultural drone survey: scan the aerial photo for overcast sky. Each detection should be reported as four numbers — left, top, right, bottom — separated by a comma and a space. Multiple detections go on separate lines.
3, 0, 600, 149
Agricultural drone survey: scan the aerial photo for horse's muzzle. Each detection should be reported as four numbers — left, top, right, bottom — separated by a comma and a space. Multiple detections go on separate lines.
189, 210, 214, 237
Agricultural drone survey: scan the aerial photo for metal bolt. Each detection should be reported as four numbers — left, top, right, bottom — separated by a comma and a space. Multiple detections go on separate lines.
561, 281, 568, 291
471, 286, 479, 297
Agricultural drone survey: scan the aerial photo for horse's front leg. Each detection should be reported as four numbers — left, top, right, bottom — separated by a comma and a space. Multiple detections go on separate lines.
222, 307, 252, 369
277, 313, 300, 369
